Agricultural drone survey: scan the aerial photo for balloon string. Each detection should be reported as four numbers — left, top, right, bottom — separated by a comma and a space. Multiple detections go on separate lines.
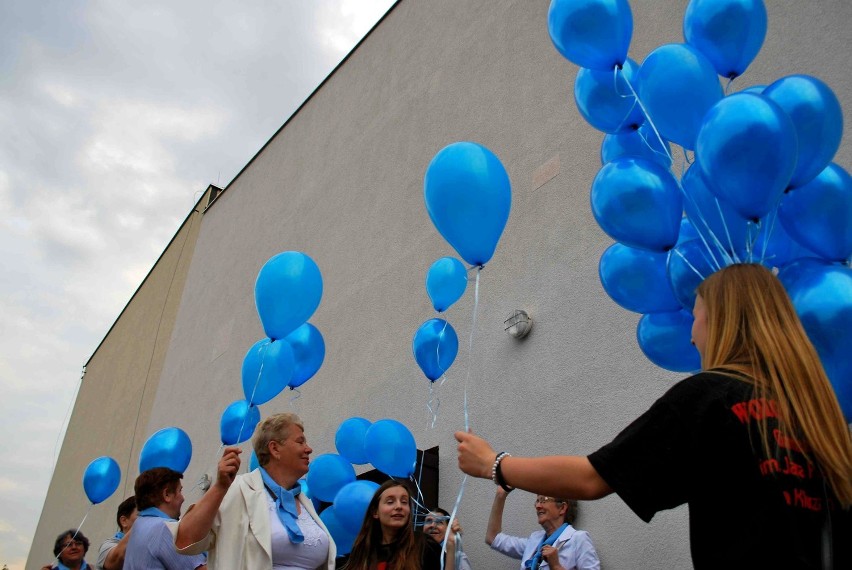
671, 248, 708, 282
609, 66, 641, 132
713, 197, 741, 264
676, 182, 725, 271
289, 387, 303, 407
52, 505, 93, 566
463, 267, 481, 432
725, 76, 736, 95
427, 381, 440, 429
619, 70, 674, 164
442, 267, 480, 569
247, 339, 272, 407
759, 208, 779, 265
745, 220, 761, 262
442, 475, 468, 570
635, 128, 674, 168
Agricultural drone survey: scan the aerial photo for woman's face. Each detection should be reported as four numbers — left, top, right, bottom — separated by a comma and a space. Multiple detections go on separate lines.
58, 535, 85, 565
533, 496, 565, 529
692, 295, 708, 359
269, 425, 313, 478
373, 486, 411, 532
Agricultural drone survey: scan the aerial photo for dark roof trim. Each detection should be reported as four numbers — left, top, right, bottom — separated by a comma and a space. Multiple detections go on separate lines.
83, 185, 221, 366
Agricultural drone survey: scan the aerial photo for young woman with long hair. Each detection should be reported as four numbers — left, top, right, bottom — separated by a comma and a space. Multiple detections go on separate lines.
345, 480, 453, 570
456, 263, 852, 569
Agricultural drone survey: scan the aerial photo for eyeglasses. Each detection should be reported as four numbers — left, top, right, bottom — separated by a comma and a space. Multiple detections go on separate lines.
534, 497, 564, 506
61, 540, 84, 549
424, 516, 450, 525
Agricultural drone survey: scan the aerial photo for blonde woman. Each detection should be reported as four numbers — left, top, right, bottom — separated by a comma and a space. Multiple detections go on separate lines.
457, 264, 851, 569
173, 413, 336, 569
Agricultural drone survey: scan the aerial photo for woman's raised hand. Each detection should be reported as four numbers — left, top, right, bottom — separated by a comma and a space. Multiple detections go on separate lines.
217, 447, 242, 489
455, 430, 497, 479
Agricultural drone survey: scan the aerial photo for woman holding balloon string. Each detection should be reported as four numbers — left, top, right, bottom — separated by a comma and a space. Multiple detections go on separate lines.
457, 264, 852, 568
170, 413, 336, 570
41, 530, 92, 570
344, 480, 451, 570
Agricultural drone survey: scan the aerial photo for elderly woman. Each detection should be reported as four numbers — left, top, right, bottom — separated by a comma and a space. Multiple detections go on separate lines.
486, 487, 598, 570
42, 530, 91, 570
457, 264, 852, 568
172, 412, 336, 569
344, 480, 451, 570
423, 508, 471, 570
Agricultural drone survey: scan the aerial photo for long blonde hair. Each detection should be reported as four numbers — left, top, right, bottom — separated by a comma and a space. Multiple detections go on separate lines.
696, 263, 852, 507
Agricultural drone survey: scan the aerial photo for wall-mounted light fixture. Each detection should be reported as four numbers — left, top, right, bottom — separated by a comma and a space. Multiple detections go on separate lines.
504, 309, 533, 339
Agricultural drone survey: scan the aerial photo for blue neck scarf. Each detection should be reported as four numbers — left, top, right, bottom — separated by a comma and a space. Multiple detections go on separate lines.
57, 561, 88, 570
524, 523, 569, 570
138, 507, 175, 521
114, 531, 125, 540
259, 467, 304, 544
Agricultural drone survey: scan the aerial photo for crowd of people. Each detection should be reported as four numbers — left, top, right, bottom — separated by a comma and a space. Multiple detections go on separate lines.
43, 264, 852, 569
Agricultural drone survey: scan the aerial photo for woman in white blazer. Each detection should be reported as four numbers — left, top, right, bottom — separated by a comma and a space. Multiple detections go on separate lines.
171, 413, 336, 570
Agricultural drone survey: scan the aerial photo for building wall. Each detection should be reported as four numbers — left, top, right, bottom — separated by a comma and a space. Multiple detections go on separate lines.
26, 189, 214, 569
30, 1, 851, 569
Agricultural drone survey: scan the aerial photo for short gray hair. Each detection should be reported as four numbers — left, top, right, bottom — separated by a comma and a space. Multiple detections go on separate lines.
253, 412, 304, 467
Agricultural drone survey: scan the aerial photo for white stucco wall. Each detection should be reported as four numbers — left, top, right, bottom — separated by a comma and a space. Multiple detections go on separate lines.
42, 1, 849, 569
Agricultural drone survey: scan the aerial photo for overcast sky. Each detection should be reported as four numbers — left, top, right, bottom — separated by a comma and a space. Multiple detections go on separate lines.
0, 1, 395, 567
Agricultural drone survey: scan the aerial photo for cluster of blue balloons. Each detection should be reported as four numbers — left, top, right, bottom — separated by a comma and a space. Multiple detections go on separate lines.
305, 418, 418, 554
417, 142, 513, 384
550, 0, 851, 418
219, 252, 328, 446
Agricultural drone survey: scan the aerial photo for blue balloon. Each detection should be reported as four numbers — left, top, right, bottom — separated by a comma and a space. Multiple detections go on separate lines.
574, 58, 645, 133
83, 456, 121, 505
320, 505, 358, 556
335, 417, 372, 465
683, 0, 767, 79
637, 310, 702, 372
779, 163, 852, 262
764, 75, 844, 189
140, 427, 192, 473
682, 163, 749, 250
249, 451, 259, 472
333, 480, 381, 534
590, 157, 682, 251
425, 257, 468, 312
220, 400, 261, 446
241, 338, 294, 406
676, 218, 700, 246
637, 43, 723, 149
424, 142, 512, 267
667, 239, 718, 310
306, 454, 356, 503
412, 318, 459, 382
284, 323, 326, 388
599, 243, 681, 314
364, 419, 417, 478
779, 259, 852, 421
739, 84, 766, 94
696, 93, 798, 220
255, 251, 323, 340
547, 0, 632, 71
601, 123, 672, 169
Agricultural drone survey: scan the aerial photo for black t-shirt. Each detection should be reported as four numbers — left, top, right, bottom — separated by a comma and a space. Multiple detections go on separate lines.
371, 534, 442, 570
587, 371, 850, 569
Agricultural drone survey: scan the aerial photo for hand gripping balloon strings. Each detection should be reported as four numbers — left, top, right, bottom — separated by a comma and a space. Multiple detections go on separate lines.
441, 266, 481, 569
51, 506, 93, 567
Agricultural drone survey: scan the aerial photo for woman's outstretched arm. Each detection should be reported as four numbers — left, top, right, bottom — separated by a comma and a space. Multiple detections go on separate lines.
455, 431, 612, 500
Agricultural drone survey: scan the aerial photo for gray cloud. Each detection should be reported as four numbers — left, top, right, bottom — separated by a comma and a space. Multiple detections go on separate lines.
0, 1, 395, 567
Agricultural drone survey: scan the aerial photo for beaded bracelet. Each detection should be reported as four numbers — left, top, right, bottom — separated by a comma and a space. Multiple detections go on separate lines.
491, 452, 514, 493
